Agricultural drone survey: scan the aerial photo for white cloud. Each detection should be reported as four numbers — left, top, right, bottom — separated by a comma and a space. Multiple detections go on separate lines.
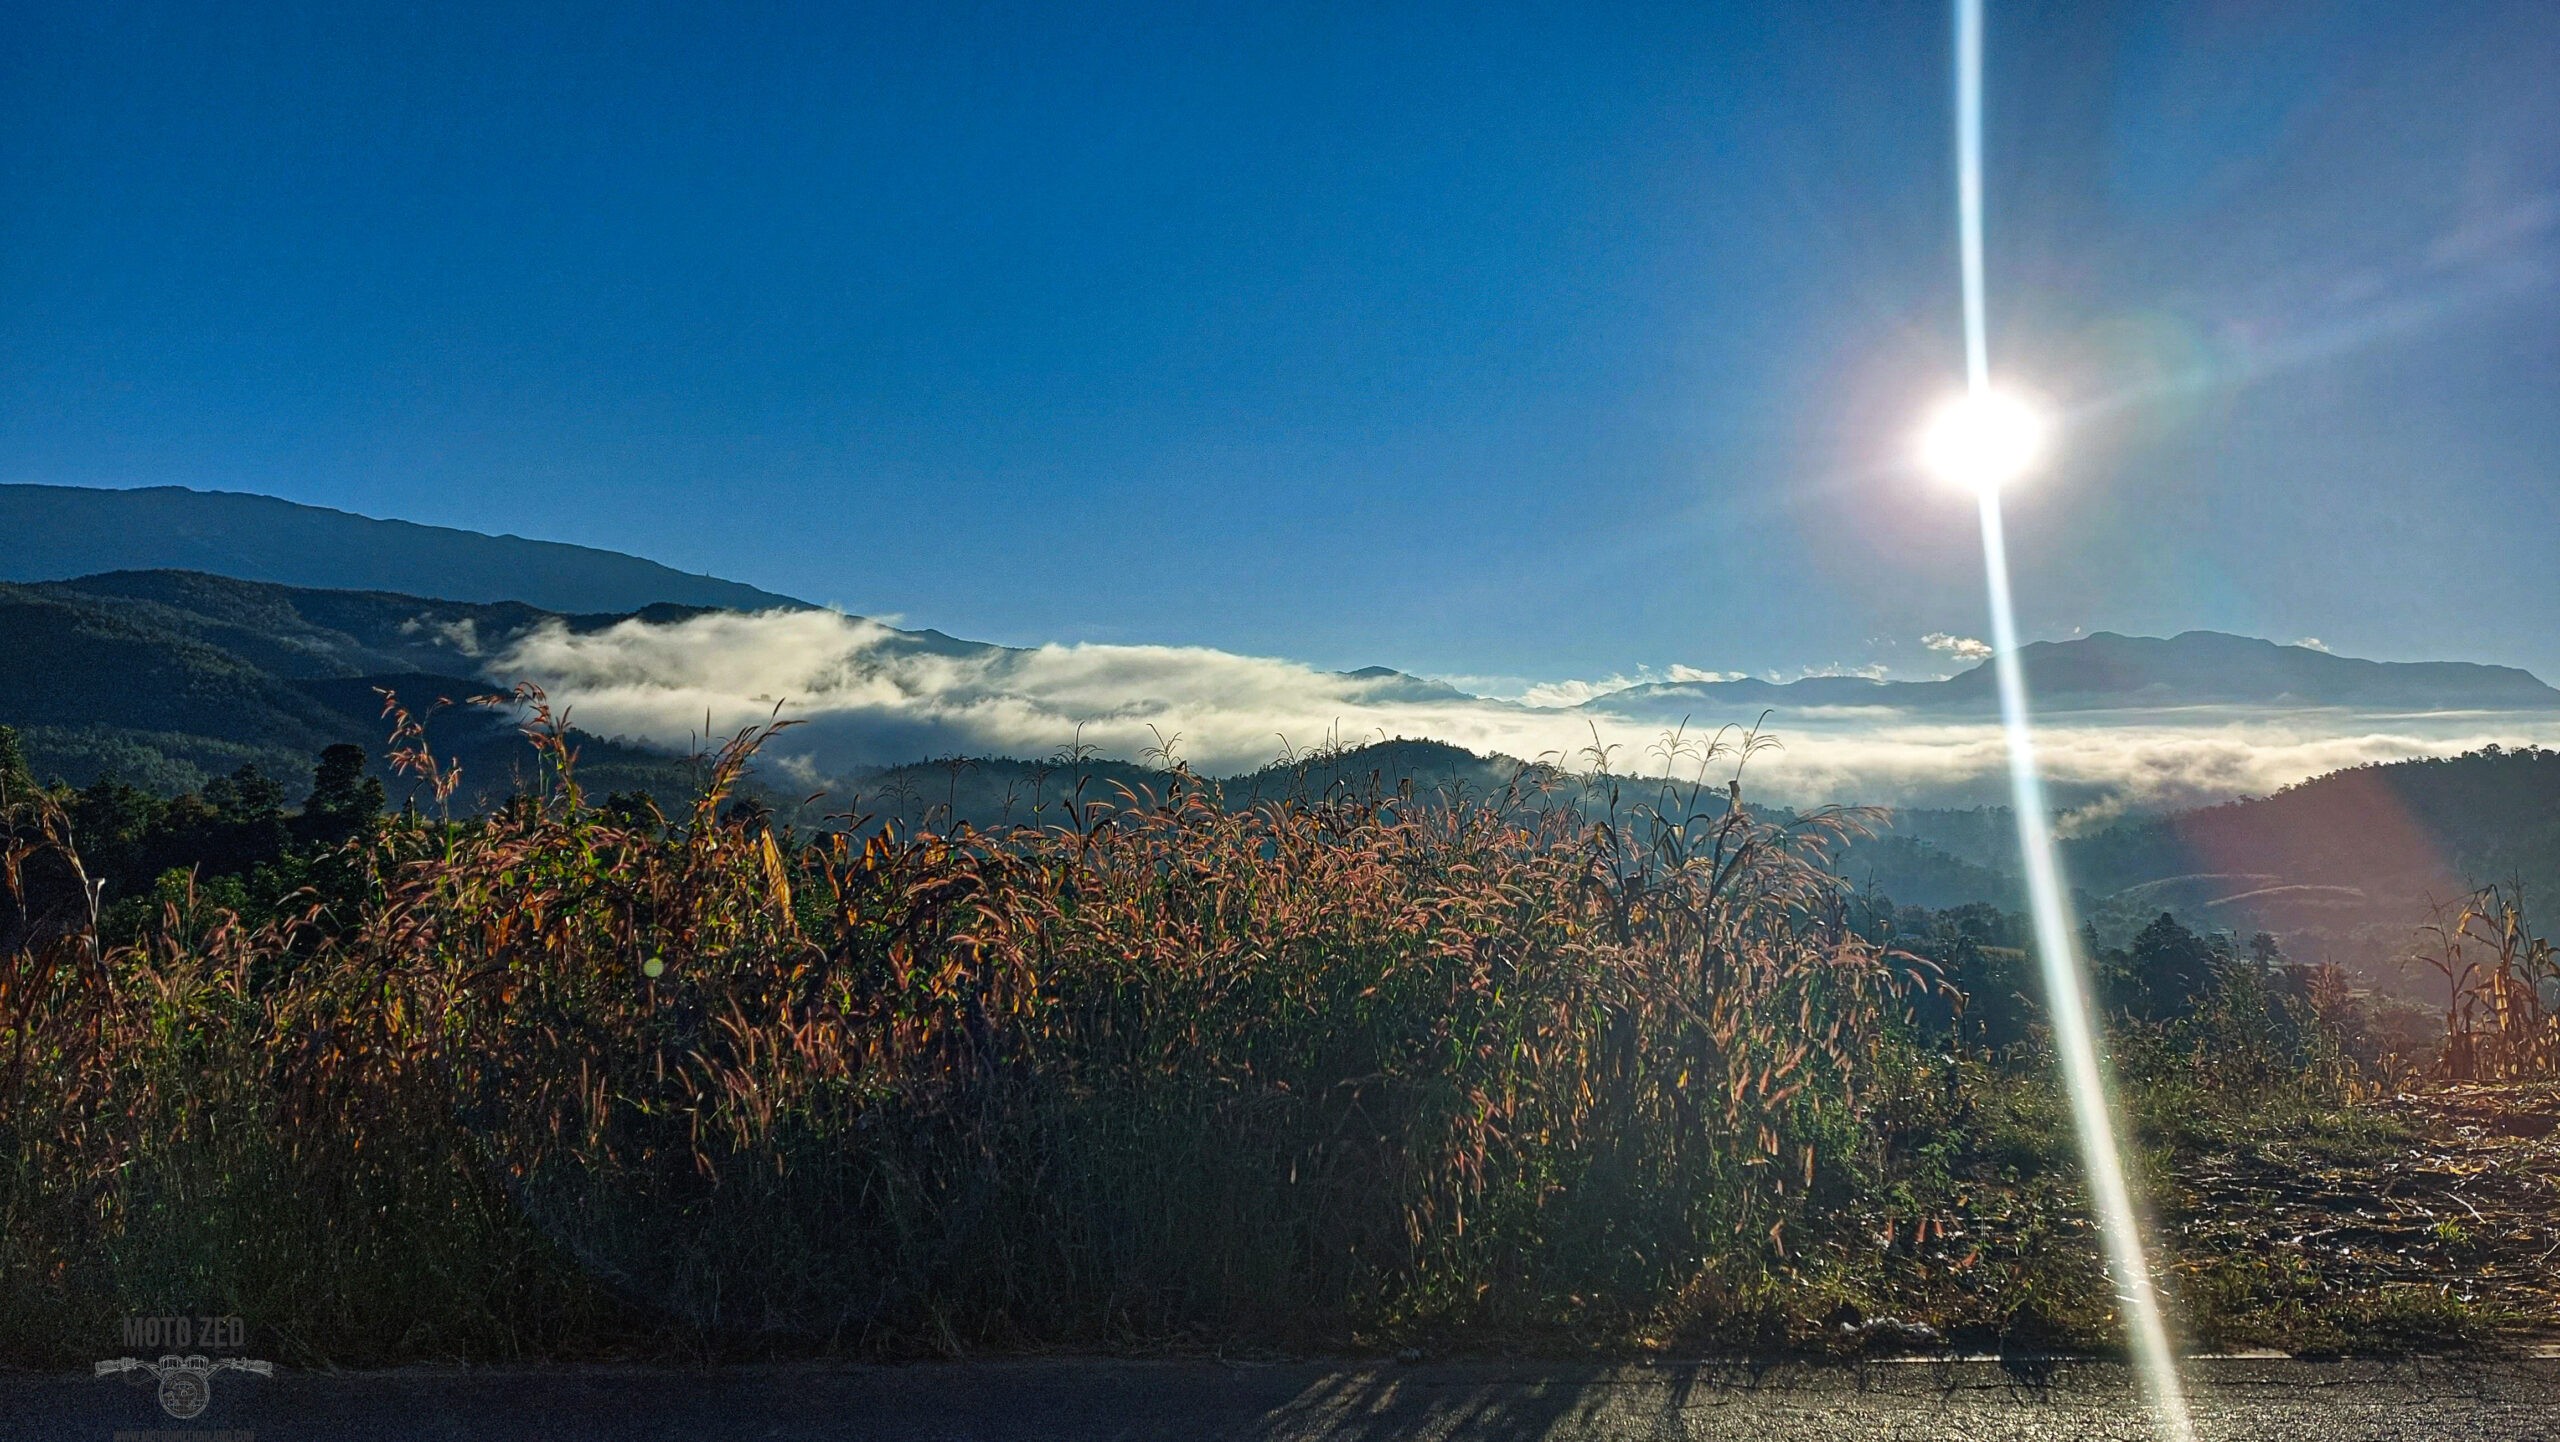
2296, 637, 2331, 652
1756, 662, 1890, 683
1514, 675, 1645, 708
1498, 664, 1744, 708
398, 615, 485, 658
1921, 632, 1994, 664
484, 609, 2560, 813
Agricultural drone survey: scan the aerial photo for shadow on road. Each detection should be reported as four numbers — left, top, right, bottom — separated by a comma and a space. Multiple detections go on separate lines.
10, 1353, 2560, 1441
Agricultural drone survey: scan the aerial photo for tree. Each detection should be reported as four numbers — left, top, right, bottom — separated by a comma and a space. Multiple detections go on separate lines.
2112, 912, 2220, 1020
0, 725, 33, 809
204, 765, 287, 825
298, 744, 385, 848
65, 776, 167, 901
600, 790, 664, 834
187, 765, 291, 879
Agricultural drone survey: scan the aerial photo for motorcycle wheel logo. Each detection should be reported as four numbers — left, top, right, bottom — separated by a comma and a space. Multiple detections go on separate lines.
95, 1354, 275, 1419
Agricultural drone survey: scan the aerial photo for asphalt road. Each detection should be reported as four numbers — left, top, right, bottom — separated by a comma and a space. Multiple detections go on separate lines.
8, 1355, 2558, 1441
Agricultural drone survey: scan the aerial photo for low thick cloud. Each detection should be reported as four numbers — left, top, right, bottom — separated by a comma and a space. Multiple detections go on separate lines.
1513, 664, 1745, 708
489, 609, 2560, 813
1922, 632, 1994, 664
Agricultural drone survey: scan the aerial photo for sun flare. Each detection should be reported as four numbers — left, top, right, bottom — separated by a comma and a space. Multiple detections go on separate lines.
1920, 389, 2049, 493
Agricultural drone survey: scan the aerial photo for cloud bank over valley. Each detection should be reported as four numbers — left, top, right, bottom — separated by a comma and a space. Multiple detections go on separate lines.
481, 609, 2560, 815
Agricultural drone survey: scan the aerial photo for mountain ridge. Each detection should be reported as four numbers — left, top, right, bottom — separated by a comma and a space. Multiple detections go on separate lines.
0, 483, 806, 615
15, 485, 2547, 719
1587, 630, 2560, 717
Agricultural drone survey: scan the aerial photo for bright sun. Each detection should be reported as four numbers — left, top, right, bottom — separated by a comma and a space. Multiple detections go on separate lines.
1919, 390, 2049, 493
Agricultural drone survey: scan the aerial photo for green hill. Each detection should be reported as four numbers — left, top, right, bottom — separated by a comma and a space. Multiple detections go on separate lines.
0, 572, 711, 805
1849, 747, 2560, 980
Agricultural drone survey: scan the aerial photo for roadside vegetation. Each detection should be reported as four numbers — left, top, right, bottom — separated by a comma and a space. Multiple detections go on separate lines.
0, 707, 2552, 1368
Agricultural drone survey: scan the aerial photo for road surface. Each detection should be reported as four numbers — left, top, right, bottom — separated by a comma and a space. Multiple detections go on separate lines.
8, 1354, 2557, 1440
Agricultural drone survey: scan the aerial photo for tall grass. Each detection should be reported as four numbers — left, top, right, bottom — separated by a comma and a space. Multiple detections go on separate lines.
2412, 884, 2560, 1081
2, 706, 1936, 1362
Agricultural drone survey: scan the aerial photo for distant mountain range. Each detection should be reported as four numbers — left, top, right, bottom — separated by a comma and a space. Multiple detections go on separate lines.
8, 480, 2558, 848
1585, 630, 2560, 717
11, 485, 2556, 724
0, 483, 805, 614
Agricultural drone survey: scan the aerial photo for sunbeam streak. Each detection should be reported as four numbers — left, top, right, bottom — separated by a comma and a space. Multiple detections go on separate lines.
1977, 493, 2196, 1441
1949, 3, 2196, 1437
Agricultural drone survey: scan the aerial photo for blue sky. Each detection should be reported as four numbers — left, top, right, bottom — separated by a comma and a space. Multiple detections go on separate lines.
3, 1, 2555, 688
